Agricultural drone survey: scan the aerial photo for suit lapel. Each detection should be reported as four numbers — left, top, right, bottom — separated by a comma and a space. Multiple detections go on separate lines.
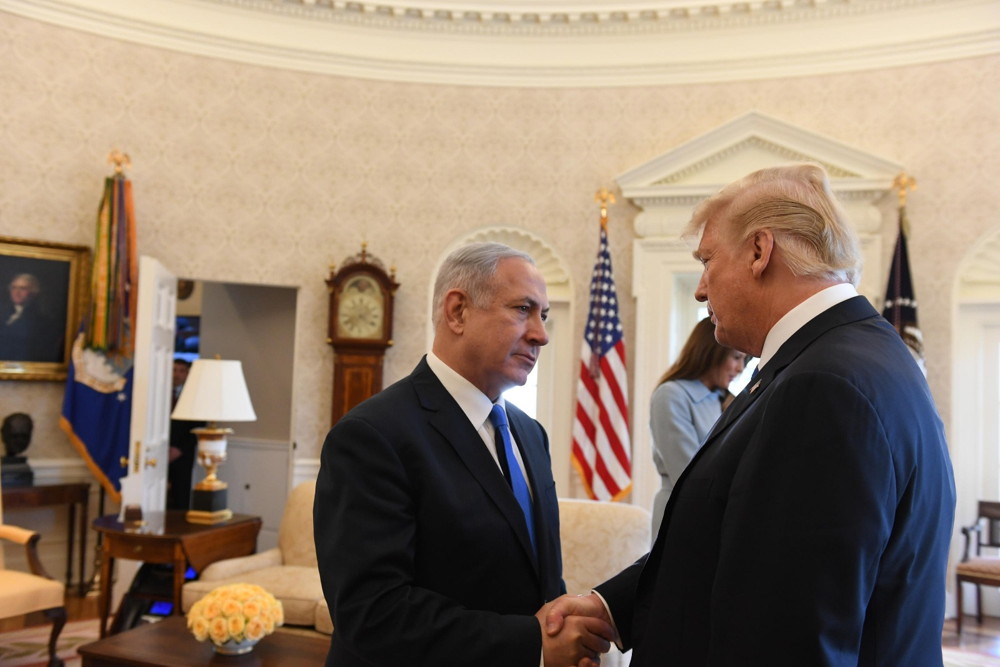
410, 359, 539, 570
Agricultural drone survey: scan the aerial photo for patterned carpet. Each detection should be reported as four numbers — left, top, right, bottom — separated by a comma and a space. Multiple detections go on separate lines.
0, 620, 96, 667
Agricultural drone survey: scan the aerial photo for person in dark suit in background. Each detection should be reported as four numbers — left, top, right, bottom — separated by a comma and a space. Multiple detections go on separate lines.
314, 242, 612, 666
167, 358, 201, 510
546, 163, 956, 666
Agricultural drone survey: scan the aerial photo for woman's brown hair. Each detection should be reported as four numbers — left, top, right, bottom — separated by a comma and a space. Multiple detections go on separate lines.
657, 317, 739, 386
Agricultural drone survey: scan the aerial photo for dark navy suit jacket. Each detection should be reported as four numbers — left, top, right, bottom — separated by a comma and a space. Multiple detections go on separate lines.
598, 296, 956, 666
314, 356, 564, 666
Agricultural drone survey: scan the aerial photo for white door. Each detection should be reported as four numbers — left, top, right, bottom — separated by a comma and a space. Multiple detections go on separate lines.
119, 256, 177, 514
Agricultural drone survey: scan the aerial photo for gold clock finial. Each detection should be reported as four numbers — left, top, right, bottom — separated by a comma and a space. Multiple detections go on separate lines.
595, 188, 615, 225
893, 172, 916, 209
107, 150, 131, 175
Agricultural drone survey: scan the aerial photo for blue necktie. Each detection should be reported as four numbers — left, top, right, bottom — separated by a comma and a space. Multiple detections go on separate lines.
489, 404, 536, 555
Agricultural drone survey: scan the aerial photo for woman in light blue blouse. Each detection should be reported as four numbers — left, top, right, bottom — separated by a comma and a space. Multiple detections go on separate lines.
650, 317, 747, 539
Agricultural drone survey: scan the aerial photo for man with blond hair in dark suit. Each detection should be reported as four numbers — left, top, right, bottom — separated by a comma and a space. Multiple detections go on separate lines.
547, 163, 956, 666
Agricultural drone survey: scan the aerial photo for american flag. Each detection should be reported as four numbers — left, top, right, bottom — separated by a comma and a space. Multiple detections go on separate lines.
571, 210, 632, 501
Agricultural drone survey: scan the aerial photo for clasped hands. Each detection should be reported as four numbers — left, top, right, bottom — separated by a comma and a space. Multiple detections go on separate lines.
535, 593, 616, 667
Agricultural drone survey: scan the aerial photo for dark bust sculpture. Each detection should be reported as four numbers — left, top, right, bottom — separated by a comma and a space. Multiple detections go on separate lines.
1, 411, 34, 486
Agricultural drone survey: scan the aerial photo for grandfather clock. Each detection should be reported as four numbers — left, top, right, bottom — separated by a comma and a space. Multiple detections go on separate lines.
326, 245, 400, 425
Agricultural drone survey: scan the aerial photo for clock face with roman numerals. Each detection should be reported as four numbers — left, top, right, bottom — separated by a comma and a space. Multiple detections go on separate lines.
335, 274, 384, 339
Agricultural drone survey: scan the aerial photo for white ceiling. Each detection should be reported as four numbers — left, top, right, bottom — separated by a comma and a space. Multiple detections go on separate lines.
5, 0, 999, 86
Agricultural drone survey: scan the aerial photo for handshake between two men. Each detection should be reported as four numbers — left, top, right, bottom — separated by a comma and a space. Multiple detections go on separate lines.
536, 593, 615, 667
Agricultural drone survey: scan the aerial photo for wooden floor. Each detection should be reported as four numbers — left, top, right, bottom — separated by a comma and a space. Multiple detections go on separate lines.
943, 615, 1000, 658
4, 591, 1000, 659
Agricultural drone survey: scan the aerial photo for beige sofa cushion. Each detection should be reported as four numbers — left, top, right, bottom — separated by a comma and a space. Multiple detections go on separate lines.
315, 598, 333, 635
558, 498, 651, 596
280, 481, 318, 568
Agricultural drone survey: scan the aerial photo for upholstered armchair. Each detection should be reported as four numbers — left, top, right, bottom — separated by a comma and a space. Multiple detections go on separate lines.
181, 480, 332, 633
558, 498, 651, 667
0, 504, 67, 666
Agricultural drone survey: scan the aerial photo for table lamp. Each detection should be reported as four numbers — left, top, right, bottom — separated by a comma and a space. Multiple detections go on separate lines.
171, 358, 256, 524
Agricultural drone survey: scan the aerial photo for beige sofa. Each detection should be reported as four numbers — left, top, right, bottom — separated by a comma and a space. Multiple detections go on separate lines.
181, 480, 332, 634
181, 484, 651, 651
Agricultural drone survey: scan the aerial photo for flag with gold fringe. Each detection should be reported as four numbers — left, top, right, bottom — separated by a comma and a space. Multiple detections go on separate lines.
571, 190, 632, 501
882, 174, 925, 375
59, 154, 138, 503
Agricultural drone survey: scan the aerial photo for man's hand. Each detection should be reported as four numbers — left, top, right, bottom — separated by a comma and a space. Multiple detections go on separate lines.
536, 594, 615, 667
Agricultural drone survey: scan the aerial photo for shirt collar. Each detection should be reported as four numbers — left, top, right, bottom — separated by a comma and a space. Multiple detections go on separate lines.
757, 283, 858, 371
426, 351, 496, 429
676, 377, 718, 403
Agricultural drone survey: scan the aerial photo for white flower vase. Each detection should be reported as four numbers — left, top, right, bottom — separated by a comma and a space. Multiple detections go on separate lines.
213, 637, 260, 655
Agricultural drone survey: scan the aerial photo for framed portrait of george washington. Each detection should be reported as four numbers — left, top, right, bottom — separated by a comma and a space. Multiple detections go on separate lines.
0, 237, 89, 381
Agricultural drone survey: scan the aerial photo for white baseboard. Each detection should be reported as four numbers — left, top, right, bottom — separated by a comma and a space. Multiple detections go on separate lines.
293, 458, 319, 488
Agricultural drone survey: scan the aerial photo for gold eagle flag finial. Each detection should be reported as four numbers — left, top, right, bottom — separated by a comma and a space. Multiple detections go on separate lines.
107, 150, 131, 175
893, 172, 916, 209
594, 188, 615, 228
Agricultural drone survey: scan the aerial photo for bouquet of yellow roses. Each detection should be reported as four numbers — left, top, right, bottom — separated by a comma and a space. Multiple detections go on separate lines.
187, 583, 284, 647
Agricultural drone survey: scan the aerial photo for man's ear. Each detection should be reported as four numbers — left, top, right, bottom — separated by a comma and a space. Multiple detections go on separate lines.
442, 289, 468, 334
750, 229, 774, 279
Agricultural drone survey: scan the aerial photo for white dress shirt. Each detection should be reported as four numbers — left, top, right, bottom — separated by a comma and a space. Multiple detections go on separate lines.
756, 283, 858, 372
425, 351, 531, 492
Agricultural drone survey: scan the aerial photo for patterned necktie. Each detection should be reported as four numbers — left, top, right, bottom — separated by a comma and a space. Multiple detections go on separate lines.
489, 404, 536, 555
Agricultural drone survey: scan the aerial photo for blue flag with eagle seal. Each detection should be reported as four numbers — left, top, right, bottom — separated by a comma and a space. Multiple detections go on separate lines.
59, 172, 137, 504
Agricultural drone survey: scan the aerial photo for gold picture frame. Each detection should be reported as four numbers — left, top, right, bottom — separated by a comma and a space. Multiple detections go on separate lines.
0, 236, 89, 381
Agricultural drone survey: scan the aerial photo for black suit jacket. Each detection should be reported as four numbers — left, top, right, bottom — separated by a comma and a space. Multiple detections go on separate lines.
598, 296, 956, 666
314, 356, 564, 666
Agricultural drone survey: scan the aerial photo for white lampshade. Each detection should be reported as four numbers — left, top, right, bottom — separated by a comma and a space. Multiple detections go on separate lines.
171, 358, 257, 422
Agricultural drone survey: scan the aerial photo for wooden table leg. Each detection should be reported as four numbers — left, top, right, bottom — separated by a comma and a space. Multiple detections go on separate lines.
99, 551, 113, 638
66, 502, 76, 591
78, 491, 89, 596
172, 548, 185, 615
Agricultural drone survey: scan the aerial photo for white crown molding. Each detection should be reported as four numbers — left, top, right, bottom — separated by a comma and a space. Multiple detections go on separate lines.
3, 0, 998, 86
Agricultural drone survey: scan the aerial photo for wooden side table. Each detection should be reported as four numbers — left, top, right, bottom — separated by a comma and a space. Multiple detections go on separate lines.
92, 511, 261, 637
1, 482, 90, 594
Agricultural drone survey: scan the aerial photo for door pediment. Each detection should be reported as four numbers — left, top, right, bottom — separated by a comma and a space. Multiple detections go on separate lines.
617, 111, 902, 239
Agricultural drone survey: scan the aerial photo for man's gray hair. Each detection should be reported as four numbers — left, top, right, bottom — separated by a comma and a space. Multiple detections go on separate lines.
684, 163, 862, 286
432, 242, 535, 328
